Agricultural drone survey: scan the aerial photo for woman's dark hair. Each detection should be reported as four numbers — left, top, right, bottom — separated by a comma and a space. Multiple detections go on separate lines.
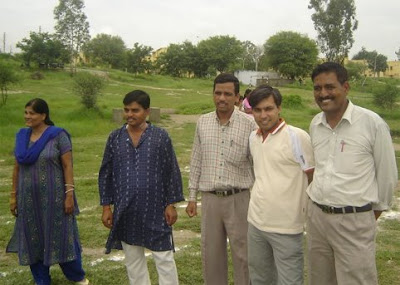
244, 88, 252, 98
25, 98, 54, 126
123, 90, 150, 109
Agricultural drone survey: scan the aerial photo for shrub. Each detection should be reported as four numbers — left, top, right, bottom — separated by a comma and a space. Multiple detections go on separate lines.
372, 84, 399, 110
0, 60, 21, 106
282, 94, 303, 109
30, 71, 44, 80
72, 72, 106, 109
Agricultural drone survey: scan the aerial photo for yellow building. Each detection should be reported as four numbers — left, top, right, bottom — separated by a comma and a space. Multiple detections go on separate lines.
383, 61, 400, 78
147, 47, 167, 62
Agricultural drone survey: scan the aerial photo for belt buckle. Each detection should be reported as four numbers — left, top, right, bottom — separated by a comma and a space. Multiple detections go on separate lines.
321, 205, 334, 214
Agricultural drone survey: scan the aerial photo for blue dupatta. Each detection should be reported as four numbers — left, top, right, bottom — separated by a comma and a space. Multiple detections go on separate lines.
14, 126, 65, 165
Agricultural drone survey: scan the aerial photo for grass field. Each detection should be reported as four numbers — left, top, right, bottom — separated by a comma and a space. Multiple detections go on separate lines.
0, 67, 399, 284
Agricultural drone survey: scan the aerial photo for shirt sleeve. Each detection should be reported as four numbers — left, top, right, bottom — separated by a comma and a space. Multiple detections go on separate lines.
372, 122, 398, 211
162, 132, 184, 205
298, 129, 315, 173
58, 130, 72, 155
98, 132, 115, 206
188, 121, 202, 202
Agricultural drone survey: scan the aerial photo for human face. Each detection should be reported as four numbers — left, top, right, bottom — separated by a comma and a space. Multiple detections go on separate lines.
313, 72, 349, 117
213, 82, 239, 115
24, 106, 46, 129
252, 96, 281, 134
123, 101, 149, 129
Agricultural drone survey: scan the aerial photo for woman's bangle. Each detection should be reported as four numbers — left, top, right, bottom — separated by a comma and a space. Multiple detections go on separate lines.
65, 188, 74, 194
65, 183, 75, 187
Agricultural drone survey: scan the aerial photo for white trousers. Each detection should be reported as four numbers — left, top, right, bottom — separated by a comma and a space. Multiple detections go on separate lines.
121, 241, 179, 285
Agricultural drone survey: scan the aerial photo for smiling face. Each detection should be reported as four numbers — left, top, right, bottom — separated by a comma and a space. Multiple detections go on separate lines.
252, 95, 281, 134
123, 101, 149, 129
313, 72, 349, 118
213, 82, 239, 115
24, 106, 46, 129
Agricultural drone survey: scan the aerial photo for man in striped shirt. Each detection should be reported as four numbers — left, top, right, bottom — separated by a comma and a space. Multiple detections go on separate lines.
186, 73, 257, 284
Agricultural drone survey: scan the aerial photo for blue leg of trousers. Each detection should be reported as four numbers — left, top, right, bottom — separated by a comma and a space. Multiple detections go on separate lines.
59, 240, 86, 282
30, 240, 85, 284
30, 262, 51, 285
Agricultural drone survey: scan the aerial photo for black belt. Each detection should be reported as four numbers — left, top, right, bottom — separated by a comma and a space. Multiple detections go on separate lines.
314, 201, 372, 214
209, 188, 248, 197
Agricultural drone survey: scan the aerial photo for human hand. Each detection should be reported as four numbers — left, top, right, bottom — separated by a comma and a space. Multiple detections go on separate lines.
102, 206, 113, 229
165, 204, 177, 226
10, 195, 17, 217
374, 210, 383, 220
64, 195, 75, 215
185, 201, 197, 217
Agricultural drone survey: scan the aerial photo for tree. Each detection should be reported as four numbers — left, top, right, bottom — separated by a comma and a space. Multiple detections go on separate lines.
83, 34, 126, 69
54, 0, 90, 72
17, 32, 69, 67
396, 48, 400, 61
157, 41, 204, 77
239, 41, 264, 71
352, 47, 388, 76
0, 60, 20, 106
309, 0, 358, 63
126, 43, 152, 74
345, 61, 367, 80
72, 72, 105, 109
264, 31, 319, 79
197, 35, 244, 73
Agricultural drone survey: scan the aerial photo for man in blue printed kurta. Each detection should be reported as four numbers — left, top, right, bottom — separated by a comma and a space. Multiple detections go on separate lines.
99, 90, 184, 285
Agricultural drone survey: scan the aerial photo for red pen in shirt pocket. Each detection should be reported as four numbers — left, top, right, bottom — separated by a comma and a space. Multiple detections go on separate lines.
340, 140, 345, 152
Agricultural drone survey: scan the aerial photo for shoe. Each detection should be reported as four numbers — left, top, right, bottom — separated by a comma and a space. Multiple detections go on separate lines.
76, 278, 90, 285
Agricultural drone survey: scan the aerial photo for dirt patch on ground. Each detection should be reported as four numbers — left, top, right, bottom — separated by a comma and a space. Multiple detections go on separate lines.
393, 143, 400, 151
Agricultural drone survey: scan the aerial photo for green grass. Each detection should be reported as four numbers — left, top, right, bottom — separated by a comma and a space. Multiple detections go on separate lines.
0, 67, 399, 284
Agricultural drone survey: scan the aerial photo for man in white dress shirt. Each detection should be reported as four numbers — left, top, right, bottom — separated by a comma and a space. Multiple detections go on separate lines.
307, 62, 398, 285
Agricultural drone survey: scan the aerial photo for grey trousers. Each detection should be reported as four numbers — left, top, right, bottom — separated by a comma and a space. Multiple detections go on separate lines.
247, 223, 304, 285
201, 190, 250, 285
307, 199, 378, 285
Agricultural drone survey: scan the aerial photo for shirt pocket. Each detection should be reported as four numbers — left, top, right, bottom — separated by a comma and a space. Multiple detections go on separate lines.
333, 138, 370, 175
226, 136, 248, 164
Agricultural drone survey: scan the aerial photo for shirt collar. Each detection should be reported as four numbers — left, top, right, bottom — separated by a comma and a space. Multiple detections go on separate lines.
256, 118, 286, 137
214, 109, 237, 125
314, 100, 354, 126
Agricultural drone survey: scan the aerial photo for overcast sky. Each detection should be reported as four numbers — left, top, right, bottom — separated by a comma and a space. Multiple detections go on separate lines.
1, 0, 399, 60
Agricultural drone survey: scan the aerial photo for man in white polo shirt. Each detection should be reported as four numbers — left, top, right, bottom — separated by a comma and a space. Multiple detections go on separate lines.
247, 85, 314, 285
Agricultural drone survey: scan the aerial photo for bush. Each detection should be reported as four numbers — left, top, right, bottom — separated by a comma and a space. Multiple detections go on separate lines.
72, 72, 106, 109
372, 84, 399, 110
30, 71, 44, 80
282, 94, 303, 109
